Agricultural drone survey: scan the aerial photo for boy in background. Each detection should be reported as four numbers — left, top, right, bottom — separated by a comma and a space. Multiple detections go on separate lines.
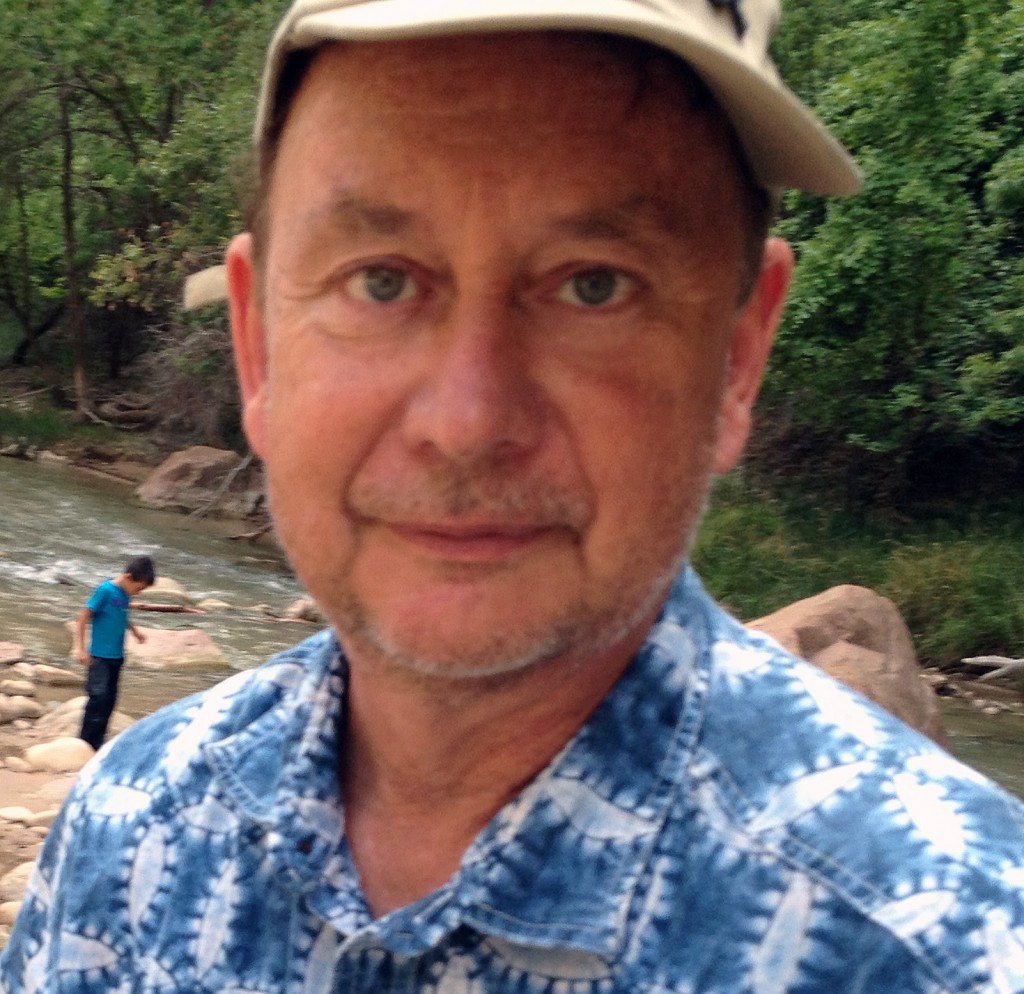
74, 554, 155, 750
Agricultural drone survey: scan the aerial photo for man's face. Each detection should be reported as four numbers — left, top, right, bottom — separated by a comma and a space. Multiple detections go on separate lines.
229, 34, 791, 680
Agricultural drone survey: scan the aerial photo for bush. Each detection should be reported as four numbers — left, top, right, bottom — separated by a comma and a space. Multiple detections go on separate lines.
695, 473, 1024, 667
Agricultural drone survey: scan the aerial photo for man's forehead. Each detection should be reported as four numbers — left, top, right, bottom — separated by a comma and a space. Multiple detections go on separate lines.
299, 32, 708, 117
276, 36, 739, 202
259, 33, 752, 283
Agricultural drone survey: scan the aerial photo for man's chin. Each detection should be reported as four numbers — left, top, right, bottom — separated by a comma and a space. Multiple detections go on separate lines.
338, 611, 589, 683
330, 578, 673, 687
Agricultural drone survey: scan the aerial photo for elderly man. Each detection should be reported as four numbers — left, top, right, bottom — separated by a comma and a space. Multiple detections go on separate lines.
3, 1, 1023, 992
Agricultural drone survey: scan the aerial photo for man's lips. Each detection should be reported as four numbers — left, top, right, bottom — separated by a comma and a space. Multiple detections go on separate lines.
378, 519, 564, 562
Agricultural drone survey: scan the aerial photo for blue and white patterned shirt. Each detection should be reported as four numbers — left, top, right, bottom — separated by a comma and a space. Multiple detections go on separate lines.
3, 567, 1024, 993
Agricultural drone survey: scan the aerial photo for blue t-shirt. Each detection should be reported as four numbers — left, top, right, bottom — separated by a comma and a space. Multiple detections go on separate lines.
85, 578, 130, 659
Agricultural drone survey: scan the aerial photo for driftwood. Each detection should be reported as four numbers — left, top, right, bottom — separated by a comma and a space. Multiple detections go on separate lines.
133, 603, 204, 614
229, 523, 272, 542
962, 655, 1024, 683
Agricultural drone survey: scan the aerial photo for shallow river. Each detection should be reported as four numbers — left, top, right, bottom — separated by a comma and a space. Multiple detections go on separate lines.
0, 455, 306, 712
2, 455, 1023, 799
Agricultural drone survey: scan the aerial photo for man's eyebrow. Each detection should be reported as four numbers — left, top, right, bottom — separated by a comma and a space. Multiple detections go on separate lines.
551, 196, 703, 244
305, 191, 417, 237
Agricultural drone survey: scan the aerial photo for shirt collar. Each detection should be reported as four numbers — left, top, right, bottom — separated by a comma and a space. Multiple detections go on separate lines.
206, 567, 715, 959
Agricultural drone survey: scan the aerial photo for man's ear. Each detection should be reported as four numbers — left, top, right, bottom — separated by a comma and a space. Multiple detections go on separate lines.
226, 233, 269, 460
713, 236, 794, 475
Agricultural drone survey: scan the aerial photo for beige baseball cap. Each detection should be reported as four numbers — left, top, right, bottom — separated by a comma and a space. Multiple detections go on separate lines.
257, 0, 861, 196
184, 0, 860, 309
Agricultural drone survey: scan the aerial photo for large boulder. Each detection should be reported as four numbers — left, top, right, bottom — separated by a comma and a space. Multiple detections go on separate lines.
141, 576, 195, 605
10, 663, 81, 687
24, 738, 96, 774
748, 585, 946, 745
136, 446, 264, 519
126, 627, 226, 669
0, 680, 35, 698
33, 698, 133, 740
0, 862, 36, 904
0, 696, 44, 724
63, 622, 226, 669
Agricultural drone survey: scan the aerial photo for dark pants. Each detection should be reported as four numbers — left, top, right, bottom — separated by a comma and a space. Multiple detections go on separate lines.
80, 656, 124, 750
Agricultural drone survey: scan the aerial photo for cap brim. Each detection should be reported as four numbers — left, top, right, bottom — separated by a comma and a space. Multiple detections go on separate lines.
263, 0, 860, 196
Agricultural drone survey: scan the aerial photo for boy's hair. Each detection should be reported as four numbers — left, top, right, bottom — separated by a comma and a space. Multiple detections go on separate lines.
124, 555, 156, 586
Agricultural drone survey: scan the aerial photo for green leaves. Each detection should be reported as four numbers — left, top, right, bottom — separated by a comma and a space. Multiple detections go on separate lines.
764, 0, 1024, 491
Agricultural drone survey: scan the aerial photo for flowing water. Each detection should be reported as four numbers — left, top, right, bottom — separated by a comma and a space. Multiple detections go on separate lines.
2, 455, 1022, 798
0, 455, 306, 715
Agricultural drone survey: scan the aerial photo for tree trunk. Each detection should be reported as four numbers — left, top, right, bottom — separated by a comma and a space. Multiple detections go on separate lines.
58, 80, 89, 415
11, 304, 66, 367
15, 165, 33, 363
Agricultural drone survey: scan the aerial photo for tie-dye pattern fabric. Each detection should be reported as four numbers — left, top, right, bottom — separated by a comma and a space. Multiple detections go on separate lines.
3, 567, 1024, 993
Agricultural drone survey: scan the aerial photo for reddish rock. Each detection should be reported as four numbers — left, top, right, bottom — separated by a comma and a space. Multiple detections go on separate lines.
748, 585, 946, 745
136, 446, 264, 519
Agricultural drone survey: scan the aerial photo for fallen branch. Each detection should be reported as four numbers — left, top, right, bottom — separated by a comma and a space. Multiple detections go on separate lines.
973, 658, 1024, 683
78, 406, 114, 428
133, 603, 204, 614
228, 523, 272, 542
962, 655, 1023, 667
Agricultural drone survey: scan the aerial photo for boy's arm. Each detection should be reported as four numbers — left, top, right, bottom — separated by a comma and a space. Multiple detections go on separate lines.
128, 618, 147, 643
74, 607, 92, 665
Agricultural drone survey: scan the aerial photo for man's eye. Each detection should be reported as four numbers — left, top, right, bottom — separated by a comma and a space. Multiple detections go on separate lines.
557, 268, 634, 308
344, 266, 416, 303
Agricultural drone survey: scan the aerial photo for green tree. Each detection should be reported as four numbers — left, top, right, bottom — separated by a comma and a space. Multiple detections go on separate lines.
762, 0, 1024, 497
0, 0, 275, 419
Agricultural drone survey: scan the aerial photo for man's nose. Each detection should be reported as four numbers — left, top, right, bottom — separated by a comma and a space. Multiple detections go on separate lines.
400, 301, 545, 464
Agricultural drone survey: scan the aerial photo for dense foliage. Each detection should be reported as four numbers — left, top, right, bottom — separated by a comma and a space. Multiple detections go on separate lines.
767, 0, 1024, 497
0, 0, 1021, 489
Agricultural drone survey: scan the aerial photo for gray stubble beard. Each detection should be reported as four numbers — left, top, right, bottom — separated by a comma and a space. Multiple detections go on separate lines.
331, 467, 714, 688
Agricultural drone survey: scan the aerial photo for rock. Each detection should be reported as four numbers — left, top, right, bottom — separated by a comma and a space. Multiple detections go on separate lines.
136, 446, 264, 519
0, 643, 24, 666
15, 663, 81, 687
0, 680, 35, 698
0, 696, 45, 724
24, 738, 95, 774
3, 757, 32, 773
96, 397, 156, 428
127, 627, 226, 669
748, 585, 947, 745
0, 440, 36, 460
0, 901, 21, 927
33, 698, 133, 740
196, 598, 231, 612
283, 598, 325, 624
142, 576, 195, 605
0, 808, 34, 825
34, 566, 76, 586
25, 810, 58, 829
0, 862, 35, 903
